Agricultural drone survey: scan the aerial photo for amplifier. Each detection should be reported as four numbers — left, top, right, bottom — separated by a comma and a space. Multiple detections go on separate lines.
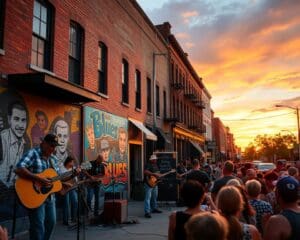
103, 199, 128, 224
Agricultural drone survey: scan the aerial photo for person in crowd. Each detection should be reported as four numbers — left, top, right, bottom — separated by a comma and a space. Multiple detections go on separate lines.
211, 160, 237, 201
213, 163, 222, 180
226, 178, 256, 225
217, 186, 261, 240
61, 156, 78, 226
168, 180, 205, 240
262, 171, 279, 214
186, 159, 210, 190
144, 154, 162, 218
185, 211, 228, 240
246, 169, 257, 182
287, 167, 299, 179
85, 154, 106, 217
273, 160, 285, 174
264, 176, 300, 240
15, 134, 63, 240
0, 226, 8, 240
246, 180, 273, 234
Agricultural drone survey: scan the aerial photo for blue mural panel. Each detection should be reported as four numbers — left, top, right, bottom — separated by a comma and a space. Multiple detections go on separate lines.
84, 106, 128, 193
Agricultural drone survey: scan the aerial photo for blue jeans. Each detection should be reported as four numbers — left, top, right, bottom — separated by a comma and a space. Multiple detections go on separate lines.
28, 195, 56, 240
144, 183, 158, 214
87, 185, 101, 216
63, 189, 78, 224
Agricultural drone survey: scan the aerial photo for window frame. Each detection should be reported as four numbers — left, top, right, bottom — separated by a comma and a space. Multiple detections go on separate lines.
156, 85, 160, 117
31, 0, 53, 70
135, 69, 141, 110
147, 77, 152, 113
121, 58, 129, 104
98, 41, 108, 95
68, 21, 84, 85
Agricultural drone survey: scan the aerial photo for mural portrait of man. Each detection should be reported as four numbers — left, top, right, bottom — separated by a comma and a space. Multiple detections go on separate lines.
85, 124, 98, 161
0, 101, 29, 187
52, 118, 70, 169
114, 127, 128, 163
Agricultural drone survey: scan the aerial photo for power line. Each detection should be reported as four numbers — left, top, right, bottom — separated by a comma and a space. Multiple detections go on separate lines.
221, 111, 294, 121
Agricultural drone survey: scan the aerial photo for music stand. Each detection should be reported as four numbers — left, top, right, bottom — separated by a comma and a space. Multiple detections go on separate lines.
67, 177, 90, 240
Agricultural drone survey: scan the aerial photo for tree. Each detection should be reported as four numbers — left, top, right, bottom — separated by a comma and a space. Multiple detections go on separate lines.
244, 133, 296, 162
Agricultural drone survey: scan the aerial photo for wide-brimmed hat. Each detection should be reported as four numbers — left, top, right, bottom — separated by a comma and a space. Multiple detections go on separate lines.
149, 154, 158, 161
42, 133, 61, 147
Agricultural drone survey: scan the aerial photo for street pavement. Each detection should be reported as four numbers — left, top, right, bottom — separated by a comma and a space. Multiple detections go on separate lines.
17, 201, 182, 240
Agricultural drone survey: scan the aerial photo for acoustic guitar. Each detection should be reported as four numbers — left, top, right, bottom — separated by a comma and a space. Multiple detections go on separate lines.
146, 169, 176, 188
15, 164, 90, 209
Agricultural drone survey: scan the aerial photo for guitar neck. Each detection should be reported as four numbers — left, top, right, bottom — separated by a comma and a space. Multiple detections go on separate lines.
51, 170, 73, 182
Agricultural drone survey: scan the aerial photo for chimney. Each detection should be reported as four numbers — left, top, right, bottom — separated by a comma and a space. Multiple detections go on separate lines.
156, 22, 172, 40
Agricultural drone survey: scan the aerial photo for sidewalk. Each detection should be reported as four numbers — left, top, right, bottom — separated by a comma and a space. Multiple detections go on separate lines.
18, 201, 181, 240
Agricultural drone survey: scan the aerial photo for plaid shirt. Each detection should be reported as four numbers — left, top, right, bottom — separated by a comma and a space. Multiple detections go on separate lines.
16, 147, 60, 174
249, 199, 273, 234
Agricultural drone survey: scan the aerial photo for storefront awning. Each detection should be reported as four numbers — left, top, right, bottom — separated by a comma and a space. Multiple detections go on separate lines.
8, 72, 102, 103
128, 118, 157, 141
189, 140, 205, 155
156, 128, 171, 144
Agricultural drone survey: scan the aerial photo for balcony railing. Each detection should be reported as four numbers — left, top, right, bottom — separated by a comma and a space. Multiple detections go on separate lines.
171, 82, 184, 90
195, 100, 206, 109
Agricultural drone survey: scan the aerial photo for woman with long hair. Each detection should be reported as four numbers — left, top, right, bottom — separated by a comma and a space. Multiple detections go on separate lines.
217, 186, 261, 240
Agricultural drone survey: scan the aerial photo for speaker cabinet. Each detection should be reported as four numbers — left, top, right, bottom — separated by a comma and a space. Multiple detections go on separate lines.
103, 199, 128, 224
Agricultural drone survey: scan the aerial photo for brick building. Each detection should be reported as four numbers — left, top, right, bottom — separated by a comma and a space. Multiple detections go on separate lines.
156, 22, 206, 163
213, 117, 227, 162
0, 0, 173, 227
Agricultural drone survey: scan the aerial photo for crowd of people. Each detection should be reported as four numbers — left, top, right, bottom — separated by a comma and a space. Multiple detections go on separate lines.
167, 159, 300, 240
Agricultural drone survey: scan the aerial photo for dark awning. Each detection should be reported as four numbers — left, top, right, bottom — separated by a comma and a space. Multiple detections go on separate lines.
8, 73, 101, 104
128, 118, 157, 141
156, 128, 171, 144
189, 140, 205, 155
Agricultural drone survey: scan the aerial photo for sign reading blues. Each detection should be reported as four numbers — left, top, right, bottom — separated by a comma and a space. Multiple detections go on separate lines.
84, 106, 128, 193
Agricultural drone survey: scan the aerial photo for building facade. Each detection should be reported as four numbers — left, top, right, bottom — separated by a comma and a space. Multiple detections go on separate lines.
0, 0, 172, 226
156, 22, 206, 164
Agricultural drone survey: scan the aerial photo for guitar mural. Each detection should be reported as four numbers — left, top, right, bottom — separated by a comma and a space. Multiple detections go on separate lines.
84, 106, 128, 194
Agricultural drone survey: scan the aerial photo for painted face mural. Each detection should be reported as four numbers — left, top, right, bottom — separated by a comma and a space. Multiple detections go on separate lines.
9, 108, 27, 139
54, 119, 70, 154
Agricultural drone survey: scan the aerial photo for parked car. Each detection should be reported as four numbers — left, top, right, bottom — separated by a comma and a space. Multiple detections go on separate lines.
256, 162, 275, 173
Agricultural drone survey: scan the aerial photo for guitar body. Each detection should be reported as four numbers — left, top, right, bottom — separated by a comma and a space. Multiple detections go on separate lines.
146, 175, 160, 188
15, 168, 62, 209
146, 170, 176, 188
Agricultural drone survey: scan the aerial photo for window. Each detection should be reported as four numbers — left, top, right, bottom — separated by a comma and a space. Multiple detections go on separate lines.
0, 0, 5, 50
135, 70, 141, 109
98, 42, 107, 95
156, 85, 160, 117
69, 21, 83, 85
31, 0, 53, 69
122, 59, 129, 104
147, 77, 152, 113
170, 61, 174, 83
163, 90, 166, 118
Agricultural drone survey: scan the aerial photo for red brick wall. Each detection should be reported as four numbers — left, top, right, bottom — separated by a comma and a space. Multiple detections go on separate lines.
0, 0, 169, 123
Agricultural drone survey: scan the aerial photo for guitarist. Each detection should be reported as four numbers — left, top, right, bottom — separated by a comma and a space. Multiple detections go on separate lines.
15, 134, 66, 240
144, 154, 163, 218
84, 154, 106, 217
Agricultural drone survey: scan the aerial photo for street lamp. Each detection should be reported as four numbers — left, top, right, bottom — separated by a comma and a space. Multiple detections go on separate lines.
275, 104, 300, 161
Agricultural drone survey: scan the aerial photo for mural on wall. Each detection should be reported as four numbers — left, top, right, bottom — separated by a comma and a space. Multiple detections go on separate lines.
0, 87, 81, 221
84, 106, 128, 193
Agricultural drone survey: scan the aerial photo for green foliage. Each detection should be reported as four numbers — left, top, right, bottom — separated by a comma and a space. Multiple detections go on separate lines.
244, 133, 297, 161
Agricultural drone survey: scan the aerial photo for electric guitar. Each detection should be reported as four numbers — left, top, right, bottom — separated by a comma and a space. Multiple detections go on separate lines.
15, 164, 90, 209
146, 169, 176, 188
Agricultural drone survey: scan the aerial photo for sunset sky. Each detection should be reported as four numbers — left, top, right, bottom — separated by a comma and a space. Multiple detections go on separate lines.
137, 0, 300, 149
